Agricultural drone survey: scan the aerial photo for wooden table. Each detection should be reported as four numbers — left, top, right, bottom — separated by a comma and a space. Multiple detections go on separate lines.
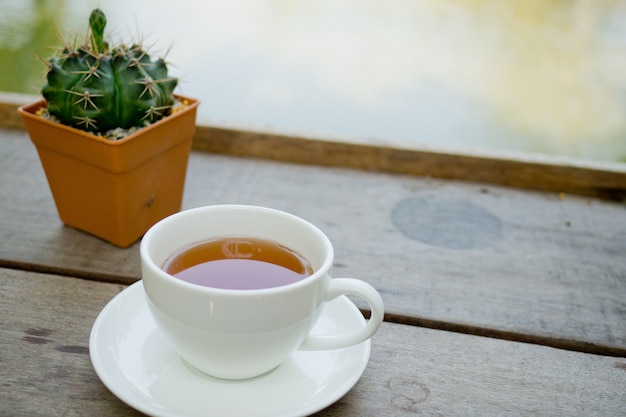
1, 126, 625, 416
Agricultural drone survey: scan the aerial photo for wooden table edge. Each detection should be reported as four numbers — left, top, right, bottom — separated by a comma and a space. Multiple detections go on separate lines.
1, 92, 625, 201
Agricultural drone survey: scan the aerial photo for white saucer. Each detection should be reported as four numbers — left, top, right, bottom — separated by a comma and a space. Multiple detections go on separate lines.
90, 281, 371, 417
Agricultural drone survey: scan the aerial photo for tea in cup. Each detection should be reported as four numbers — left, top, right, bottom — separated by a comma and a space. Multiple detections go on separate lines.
140, 205, 384, 380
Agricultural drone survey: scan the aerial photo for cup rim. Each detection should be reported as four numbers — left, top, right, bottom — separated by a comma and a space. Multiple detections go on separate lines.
140, 204, 334, 294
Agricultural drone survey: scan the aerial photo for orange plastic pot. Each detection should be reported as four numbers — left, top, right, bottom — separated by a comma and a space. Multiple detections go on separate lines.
18, 95, 199, 248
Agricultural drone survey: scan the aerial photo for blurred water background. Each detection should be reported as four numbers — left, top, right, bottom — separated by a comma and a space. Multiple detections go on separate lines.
1, 0, 625, 162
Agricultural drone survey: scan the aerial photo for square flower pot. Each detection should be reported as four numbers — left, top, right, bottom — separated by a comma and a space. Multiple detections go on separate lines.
18, 95, 199, 247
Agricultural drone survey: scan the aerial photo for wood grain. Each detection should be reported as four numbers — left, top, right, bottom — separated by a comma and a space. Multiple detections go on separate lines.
2, 269, 625, 417
1, 128, 624, 356
2, 93, 625, 201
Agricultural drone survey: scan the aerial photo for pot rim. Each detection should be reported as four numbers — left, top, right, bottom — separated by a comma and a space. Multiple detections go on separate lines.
17, 94, 200, 146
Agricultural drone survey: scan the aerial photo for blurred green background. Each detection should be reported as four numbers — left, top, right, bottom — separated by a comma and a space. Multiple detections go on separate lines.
1, 0, 625, 162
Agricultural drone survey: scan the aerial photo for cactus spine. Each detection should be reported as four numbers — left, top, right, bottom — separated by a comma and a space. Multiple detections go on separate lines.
41, 9, 178, 135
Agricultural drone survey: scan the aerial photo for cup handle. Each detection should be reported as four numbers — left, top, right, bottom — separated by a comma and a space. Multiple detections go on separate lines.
298, 278, 384, 351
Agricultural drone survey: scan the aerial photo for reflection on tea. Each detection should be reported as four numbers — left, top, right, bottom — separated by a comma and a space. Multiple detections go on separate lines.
163, 236, 313, 290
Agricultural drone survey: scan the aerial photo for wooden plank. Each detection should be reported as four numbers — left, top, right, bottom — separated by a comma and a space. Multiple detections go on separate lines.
2, 269, 625, 417
0, 128, 625, 355
192, 124, 626, 201
0, 93, 30, 130
1, 93, 625, 201
0, 269, 136, 417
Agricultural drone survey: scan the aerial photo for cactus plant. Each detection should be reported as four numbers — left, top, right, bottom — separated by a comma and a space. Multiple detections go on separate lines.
18, 7, 198, 247
41, 8, 178, 135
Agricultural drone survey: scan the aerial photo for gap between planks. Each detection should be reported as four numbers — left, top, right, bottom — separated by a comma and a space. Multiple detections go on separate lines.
3, 260, 625, 359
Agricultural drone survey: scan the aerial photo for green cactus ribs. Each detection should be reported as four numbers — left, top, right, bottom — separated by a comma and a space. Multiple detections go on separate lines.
40, 8, 181, 139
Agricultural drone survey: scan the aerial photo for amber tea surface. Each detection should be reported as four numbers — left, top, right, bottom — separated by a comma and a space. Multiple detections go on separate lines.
163, 236, 313, 290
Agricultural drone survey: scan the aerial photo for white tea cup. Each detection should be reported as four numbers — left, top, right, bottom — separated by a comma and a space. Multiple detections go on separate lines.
140, 204, 384, 380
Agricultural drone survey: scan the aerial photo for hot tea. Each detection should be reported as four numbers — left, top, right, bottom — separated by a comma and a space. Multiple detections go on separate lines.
163, 236, 313, 290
